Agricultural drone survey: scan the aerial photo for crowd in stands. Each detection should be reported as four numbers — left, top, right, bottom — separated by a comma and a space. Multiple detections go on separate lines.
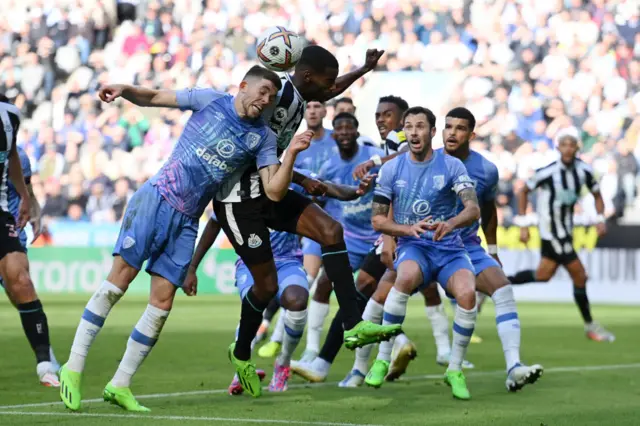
1, 0, 638, 227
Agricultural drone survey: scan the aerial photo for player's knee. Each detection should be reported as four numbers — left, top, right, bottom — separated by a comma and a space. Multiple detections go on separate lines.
7, 268, 36, 302
319, 220, 344, 246
107, 256, 138, 291
281, 286, 309, 312
455, 286, 476, 310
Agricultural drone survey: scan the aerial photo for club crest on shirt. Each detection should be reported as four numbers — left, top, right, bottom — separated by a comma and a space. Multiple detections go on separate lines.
433, 175, 445, 190
246, 132, 261, 149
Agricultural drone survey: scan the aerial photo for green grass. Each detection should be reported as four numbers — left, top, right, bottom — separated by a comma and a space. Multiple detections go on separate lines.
1, 295, 639, 426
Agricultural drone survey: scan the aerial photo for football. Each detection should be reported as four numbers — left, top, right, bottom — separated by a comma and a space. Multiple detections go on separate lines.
256, 26, 304, 72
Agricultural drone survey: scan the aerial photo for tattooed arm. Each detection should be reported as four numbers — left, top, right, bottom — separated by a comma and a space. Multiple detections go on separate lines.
450, 187, 481, 229
371, 197, 431, 238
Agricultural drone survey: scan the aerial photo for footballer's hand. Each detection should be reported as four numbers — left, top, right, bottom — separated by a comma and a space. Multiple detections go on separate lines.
356, 173, 377, 196
363, 49, 385, 72
353, 160, 374, 180
98, 85, 125, 103
408, 217, 432, 238
182, 268, 198, 296
519, 227, 530, 244
430, 220, 455, 242
289, 130, 314, 155
596, 222, 607, 237
301, 177, 328, 196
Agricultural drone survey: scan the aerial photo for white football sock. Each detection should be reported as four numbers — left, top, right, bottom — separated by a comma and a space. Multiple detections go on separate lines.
492, 285, 521, 371
111, 304, 170, 388
305, 300, 329, 354
277, 309, 307, 366
68, 281, 124, 372
449, 305, 477, 371
377, 288, 410, 363
270, 310, 286, 344
425, 303, 451, 357
353, 299, 384, 372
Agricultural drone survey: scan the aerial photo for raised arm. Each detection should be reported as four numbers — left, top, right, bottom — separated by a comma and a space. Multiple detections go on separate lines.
318, 49, 384, 102
99, 85, 180, 108
323, 173, 377, 201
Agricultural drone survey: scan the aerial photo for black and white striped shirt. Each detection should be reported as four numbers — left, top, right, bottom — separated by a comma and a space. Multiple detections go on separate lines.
526, 159, 599, 242
384, 129, 407, 156
217, 74, 306, 202
0, 101, 20, 213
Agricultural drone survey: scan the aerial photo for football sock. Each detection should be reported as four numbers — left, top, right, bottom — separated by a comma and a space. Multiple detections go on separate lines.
508, 270, 537, 285
449, 305, 477, 371
276, 309, 307, 366
425, 303, 450, 358
573, 287, 593, 324
235, 288, 270, 361
321, 242, 361, 329
306, 300, 330, 354
492, 286, 521, 371
17, 300, 51, 364
377, 288, 409, 363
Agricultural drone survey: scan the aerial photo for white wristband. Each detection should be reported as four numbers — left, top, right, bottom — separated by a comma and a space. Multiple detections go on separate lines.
595, 214, 605, 224
487, 244, 498, 255
513, 215, 528, 227
370, 155, 382, 166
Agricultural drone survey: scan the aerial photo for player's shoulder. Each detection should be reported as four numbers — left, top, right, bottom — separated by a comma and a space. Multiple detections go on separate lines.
440, 149, 465, 168
363, 143, 384, 157
470, 150, 499, 175
574, 157, 594, 173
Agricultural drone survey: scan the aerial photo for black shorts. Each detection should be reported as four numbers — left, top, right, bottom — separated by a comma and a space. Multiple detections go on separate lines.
0, 210, 26, 262
359, 247, 387, 283
541, 238, 578, 265
214, 191, 312, 266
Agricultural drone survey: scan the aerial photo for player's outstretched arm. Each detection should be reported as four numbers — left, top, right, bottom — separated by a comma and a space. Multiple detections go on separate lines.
323, 173, 377, 201
319, 49, 384, 103
99, 84, 180, 108
260, 131, 313, 201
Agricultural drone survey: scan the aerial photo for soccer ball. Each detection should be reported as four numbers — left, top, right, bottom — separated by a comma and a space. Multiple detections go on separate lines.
256, 26, 304, 72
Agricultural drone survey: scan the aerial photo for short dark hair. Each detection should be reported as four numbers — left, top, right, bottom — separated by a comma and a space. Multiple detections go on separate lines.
379, 95, 409, 114
446, 107, 476, 131
243, 65, 282, 91
297, 45, 339, 73
332, 112, 359, 128
403, 106, 436, 129
335, 97, 353, 106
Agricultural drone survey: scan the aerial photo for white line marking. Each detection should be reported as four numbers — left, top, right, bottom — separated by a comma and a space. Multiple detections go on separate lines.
0, 411, 383, 425
1, 362, 639, 410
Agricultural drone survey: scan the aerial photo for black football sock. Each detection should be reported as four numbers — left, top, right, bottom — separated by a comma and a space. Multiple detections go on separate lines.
234, 289, 270, 361
18, 300, 51, 364
318, 291, 370, 363
573, 287, 593, 324
508, 270, 537, 285
321, 242, 361, 330
263, 298, 280, 322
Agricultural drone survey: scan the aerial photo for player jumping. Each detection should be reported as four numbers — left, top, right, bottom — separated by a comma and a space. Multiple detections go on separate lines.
366, 106, 480, 400
58, 66, 310, 412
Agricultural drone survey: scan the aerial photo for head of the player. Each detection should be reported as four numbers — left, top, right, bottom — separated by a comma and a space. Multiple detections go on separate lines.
235, 65, 282, 119
332, 112, 359, 155
402, 106, 436, 161
376, 95, 409, 140
557, 133, 580, 165
304, 101, 327, 133
334, 97, 355, 115
294, 45, 339, 101
443, 107, 476, 158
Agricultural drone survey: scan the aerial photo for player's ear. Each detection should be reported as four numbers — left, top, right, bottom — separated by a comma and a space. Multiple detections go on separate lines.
469, 131, 476, 141
239, 80, 248, 91
431, 126, 437, 137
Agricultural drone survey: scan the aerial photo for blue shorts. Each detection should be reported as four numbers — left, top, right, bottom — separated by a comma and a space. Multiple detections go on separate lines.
466, 244, 500, 276
236, 259, 309, 301
395, 242, 475, 290
302, 238, 322, 258
345, 236, 375, 272
113, 181, 198, 287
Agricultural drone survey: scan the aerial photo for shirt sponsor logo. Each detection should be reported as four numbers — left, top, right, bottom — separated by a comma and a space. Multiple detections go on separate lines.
195, 147, 236, 172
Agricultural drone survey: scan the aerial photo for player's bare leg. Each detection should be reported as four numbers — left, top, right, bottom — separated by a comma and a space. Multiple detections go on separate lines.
508, 257, 559, 284
60, 255, 136, 410
476, 267, 543, 391
564, 259, 614, 342
0, 251, 59, 387
104, 274, 177, 412
294, 203, 401, 348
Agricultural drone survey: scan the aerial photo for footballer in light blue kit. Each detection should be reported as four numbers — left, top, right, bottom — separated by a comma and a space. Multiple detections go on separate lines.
441, 107, 543, 393
295, 101, 339, 266
366, 106, 480, 400
188, 168, 376, 395
59, 66, 302, 413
